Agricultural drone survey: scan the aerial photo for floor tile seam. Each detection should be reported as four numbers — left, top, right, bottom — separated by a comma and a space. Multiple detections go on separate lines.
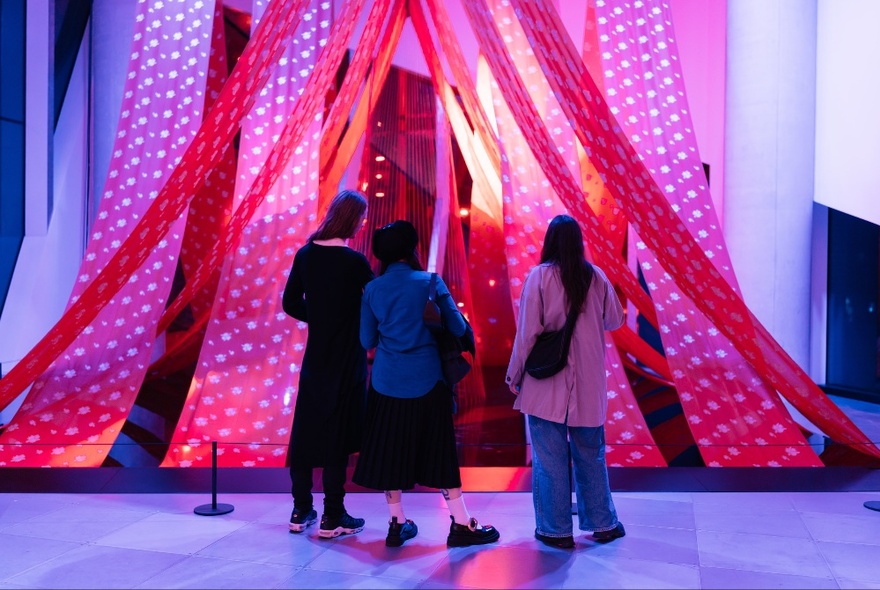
793, 509, 880, 547
10, 511, 166, 531
91, 537, 227, 557
694, 524, 833, 541
696, 563, 839, 584
694, 535, 837, 580
112, 552, 192, 590
0, 527, 125, 545
824, 571, 880, 586
693, 556, 837, 581
615, 521, 697, 533
796, 506, 880, 520
0, 505, 147, 529
810, 538, 856, 588
189, 545, 329, 568
165, 551, 307, 571
567, 552, 704, 579
185, 528, 340, 567
3, 539, 163, 585
813, 537, 880, 550
691, 526, 813, 541
296, 562, 438, 584
0, 549, 79, 587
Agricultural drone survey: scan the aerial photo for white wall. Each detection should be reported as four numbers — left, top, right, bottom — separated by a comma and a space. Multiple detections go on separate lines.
815, 0, 880, 227
0, 10, 92, 424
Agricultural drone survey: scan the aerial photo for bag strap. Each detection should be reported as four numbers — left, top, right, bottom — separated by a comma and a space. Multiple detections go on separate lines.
428, 272, 438, 302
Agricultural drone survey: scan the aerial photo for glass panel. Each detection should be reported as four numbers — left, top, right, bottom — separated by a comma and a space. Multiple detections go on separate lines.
826, 208, 880, 401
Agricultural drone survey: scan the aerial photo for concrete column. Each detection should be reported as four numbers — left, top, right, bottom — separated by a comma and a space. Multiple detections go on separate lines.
724, 0, 817, 374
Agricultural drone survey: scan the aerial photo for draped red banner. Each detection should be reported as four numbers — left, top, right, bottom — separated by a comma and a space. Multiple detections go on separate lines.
498, 0, 877, 461
1, 0, 874, 467
161, 0, 373, 467
0, 0, 310, 467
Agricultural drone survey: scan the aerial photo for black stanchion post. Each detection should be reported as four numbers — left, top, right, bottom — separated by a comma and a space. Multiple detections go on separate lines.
194, 441, 234, 516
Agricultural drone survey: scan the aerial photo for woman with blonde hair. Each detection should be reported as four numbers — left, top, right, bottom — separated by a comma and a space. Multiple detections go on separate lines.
282, 189, 374, 538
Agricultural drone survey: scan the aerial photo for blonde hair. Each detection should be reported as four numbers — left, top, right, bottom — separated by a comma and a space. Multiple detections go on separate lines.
309, 190, 368, 241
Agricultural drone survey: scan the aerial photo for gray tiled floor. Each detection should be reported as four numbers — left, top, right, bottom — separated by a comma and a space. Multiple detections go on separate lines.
1, 490, 879, 589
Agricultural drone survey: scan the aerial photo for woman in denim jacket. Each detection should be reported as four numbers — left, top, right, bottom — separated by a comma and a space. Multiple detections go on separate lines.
354, 220, 499, 549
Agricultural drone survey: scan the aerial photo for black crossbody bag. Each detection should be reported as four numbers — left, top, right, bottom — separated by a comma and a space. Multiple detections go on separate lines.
523, 263, 593, 379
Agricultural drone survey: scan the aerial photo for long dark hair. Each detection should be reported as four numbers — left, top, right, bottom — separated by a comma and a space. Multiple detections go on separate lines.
540, 214, 593, 314
309, 189, 367, 242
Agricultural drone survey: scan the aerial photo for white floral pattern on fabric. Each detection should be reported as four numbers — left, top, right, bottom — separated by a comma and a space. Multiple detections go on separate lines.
161, 0, 330, 468
0, 0, 216, 466
593, 0, 820, 466
489, 0, 664, 466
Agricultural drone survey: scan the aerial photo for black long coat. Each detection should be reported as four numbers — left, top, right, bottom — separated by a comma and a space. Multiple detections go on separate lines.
282, 242, 374, 469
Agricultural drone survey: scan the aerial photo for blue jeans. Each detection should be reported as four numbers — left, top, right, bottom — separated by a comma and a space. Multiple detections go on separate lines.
529, 415, 619, 537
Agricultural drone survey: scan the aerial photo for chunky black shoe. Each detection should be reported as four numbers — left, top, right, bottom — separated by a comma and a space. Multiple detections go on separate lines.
592, 522, 626, 543
535, 531, 575, 549
288, 508, 317, 533
385, 516, 418, 547
318, 511, 365, 538
446, 516, 500, 547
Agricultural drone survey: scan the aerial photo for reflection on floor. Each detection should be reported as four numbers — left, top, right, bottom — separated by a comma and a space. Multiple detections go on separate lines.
1, 489, 879, 589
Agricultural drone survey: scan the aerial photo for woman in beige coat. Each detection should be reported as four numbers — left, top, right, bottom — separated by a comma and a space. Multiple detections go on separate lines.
506, 214, 626, 549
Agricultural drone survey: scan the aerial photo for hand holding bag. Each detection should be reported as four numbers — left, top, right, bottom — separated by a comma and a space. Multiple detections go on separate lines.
423, 273, 473, 387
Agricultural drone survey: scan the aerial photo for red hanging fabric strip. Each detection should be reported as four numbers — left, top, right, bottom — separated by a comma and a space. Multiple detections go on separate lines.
161, 0, 371, 467
482, 0, 665, 466
463, 0, 821, 466
409, 0, 499, 215
504, 0, 878, 461
319, 0, 396, 181
178, 2, 238, 324
410, 0, 517, 374
156, 0, 370, 338
0, 0, 308, 424
421, 0, 501, 175
0, 0, 230, 466
576, 0, 627, 255
319, 0, 407, 206
436, 101, 488, 415
151, 2, 238, 384
585, 0, 813, 466
612, 325, 672, 384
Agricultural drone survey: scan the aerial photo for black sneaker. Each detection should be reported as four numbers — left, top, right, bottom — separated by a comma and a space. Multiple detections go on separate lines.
288, 508, 317, 533
318, 511, 365, 538
385, 516, 418, 547
592, 522, 626, 543
535, 531, 575, 549
446, 516, 500, 547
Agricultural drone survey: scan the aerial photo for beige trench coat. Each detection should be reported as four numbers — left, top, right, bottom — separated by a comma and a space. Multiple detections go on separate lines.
505, 263, 625, 427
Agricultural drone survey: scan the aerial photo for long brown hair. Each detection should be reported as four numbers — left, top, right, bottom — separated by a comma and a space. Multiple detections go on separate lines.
540, 214, 593, 314
309, 189, 368, 242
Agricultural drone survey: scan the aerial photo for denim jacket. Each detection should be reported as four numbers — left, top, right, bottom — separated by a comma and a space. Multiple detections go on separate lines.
361, 263, 466, 398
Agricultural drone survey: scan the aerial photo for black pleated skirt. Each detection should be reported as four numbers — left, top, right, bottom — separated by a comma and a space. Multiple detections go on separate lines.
352, 381, 462, 491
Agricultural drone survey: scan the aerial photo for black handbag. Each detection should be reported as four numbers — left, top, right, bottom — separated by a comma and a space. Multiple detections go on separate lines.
523, 308, 577, 379
523, 263, 593, 379
423, 273, 473, 388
